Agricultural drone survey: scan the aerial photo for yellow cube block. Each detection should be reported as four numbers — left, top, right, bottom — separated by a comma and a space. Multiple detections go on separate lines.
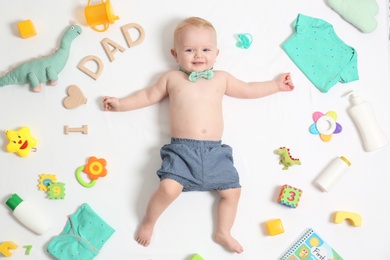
266, 219, 284, 236
17, 20, 36, 39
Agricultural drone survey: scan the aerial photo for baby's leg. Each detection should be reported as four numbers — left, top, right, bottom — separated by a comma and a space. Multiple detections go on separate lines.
214, 188, 243, 254
136, 178, 183, 246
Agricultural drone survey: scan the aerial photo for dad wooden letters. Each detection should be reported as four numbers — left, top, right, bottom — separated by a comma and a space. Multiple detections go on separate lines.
78, 23, 145, 80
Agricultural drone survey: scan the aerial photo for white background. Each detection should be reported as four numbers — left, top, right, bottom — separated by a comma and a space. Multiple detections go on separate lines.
0, 0, 389, 259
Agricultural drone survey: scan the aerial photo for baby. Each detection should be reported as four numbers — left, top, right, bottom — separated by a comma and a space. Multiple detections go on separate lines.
102, 16, 294, 253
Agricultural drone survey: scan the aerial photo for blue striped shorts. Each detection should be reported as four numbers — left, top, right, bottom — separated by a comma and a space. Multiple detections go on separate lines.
157, 138, 241, 191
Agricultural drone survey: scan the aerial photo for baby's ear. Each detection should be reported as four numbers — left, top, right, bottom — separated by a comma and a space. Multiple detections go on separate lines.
170, 49, 179, 61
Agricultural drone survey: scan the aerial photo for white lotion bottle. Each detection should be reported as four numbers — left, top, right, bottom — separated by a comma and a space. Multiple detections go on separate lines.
346, 91, 388, 152
5, 194, 50, 235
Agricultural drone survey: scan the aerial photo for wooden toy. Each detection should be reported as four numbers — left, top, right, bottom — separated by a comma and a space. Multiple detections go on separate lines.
333, 211, 362, 226
78, 56, 104, 80
78, 23, 145, 80
17, 20, 37, 39
63, 85, 87, 109
265, 219, 284, 236
121, 23, 145, 48
278, 184, 302, 208
64, 125, 88, 134
101, 23, 146, 62
0, 241, 18, 257
102, 38, 126, 62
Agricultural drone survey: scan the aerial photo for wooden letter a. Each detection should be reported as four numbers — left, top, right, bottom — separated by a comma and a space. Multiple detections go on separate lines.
101, 38, 126, 62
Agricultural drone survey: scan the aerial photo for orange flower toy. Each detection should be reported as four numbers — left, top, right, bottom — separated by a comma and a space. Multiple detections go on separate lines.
84, 157, 107, 180
6, 127, 37, 157
76, 156, 107, 188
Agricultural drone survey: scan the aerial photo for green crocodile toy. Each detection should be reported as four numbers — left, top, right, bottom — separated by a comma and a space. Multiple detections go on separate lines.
275, 147, 301, 170
0, 24, 82, 92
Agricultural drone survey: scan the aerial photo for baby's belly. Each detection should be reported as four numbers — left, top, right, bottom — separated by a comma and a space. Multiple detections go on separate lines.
170, 115, 224, 141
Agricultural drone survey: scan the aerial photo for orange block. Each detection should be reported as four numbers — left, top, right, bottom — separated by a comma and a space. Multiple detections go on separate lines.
266, 219, 284, 236
17, 20, 37, 39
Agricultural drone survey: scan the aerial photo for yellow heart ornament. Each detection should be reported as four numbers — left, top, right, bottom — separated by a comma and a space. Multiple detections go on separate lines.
63, 85, 87, 109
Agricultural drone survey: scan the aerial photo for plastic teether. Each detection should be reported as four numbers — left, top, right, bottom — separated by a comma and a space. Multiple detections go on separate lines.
309, 111, 342, 142
76, 156, 107, 188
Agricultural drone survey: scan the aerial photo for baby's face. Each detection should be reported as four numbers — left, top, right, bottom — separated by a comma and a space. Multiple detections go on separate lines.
171, 25, 219, 72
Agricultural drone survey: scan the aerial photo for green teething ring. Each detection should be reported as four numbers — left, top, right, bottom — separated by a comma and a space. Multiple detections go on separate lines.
76, 165, 97, 188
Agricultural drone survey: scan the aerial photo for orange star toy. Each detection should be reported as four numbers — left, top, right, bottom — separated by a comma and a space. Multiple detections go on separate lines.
6, 127, 38, 157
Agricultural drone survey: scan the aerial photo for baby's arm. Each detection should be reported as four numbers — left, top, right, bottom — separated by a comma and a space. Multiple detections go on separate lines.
225, 72, 294, 99
103, 74, 169, 112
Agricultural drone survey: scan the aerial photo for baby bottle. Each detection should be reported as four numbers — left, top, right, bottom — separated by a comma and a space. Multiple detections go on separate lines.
315, 156, 351, 192
346, 91, 388, 152
5, 193, 50, 235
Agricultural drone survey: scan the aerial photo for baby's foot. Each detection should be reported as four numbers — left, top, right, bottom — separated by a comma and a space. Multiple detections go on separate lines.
135, 222, 154, 247
214, 232, 244, 254
33, 84, 42, 92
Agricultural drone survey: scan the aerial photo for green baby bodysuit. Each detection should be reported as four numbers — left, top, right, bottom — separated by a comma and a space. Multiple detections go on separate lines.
283, 14, 359, 93
47, 203, 115, 260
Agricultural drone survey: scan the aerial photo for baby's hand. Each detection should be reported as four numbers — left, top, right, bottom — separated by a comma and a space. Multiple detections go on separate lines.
102, 96, 120, 111
276, 73, 294, 92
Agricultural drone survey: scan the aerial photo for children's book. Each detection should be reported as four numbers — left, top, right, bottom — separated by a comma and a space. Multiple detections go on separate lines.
280, 228, 343, 260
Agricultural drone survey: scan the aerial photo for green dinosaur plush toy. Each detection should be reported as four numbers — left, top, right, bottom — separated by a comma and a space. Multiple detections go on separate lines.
0, 24, 82, 92
275, 147, 301, 170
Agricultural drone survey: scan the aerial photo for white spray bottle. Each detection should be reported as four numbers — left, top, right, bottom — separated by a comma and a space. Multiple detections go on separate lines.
346, 91, 388, 152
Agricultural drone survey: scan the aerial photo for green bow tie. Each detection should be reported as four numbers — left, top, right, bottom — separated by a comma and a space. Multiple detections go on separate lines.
180, 67, 214, 82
